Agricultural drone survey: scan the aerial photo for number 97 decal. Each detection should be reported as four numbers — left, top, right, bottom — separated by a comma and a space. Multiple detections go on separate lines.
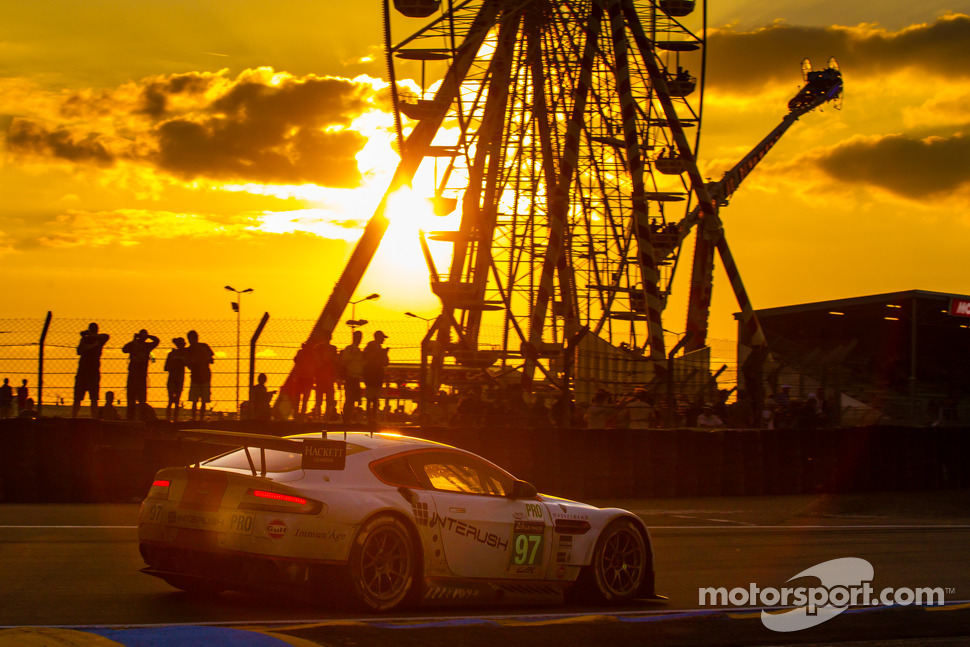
511, 520, 545, 566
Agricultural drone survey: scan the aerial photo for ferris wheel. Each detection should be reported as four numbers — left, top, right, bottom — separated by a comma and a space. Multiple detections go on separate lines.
309, 0, 714, 402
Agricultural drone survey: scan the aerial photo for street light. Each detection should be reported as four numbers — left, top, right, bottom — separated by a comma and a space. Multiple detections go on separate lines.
347, 293, 380, 328
404, 311, 434, 331
225, 285, 253, 417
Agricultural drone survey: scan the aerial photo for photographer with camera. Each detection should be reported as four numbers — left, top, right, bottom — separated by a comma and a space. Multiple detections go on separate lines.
72, 323, 110, 418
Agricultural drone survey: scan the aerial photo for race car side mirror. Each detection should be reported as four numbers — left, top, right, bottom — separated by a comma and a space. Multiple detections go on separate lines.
510, 479, 538, 499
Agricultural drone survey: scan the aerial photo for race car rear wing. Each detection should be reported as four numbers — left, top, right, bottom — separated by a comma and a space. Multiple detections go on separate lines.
174, 429, 347, 476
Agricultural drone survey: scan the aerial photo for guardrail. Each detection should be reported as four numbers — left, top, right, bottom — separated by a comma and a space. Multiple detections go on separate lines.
0, 418, 966, 502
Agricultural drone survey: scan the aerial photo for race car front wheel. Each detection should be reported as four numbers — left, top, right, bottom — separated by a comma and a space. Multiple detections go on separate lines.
583, 518, 647, 603
347, 514, 417, 611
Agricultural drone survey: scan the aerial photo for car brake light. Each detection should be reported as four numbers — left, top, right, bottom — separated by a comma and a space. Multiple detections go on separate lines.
239, 488, 325, 515
253, 489, 307, 506
147, 479, 171, 499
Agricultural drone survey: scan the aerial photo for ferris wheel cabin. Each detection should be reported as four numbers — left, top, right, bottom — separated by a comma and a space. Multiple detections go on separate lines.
659, 0, 696, 17
394, 0, 440, 18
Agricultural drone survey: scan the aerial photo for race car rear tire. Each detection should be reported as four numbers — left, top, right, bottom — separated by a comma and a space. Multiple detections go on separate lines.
347, 514, 417, 612
579, 518, 647, 604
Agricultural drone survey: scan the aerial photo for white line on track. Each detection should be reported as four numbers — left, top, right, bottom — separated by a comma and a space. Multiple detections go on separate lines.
0, 525, 137, 529
650, 524, 970, 530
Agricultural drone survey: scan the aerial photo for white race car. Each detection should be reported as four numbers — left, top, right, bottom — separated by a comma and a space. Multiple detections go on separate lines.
138, 430, 657, 611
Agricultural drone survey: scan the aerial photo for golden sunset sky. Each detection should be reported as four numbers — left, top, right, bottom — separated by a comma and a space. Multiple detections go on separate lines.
2, 0, 968, 346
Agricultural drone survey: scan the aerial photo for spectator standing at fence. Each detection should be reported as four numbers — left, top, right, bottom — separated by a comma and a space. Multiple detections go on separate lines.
530, 396, 551, 428
72, 323, 109, 418
776, 384, 792, 408
362, 331, 389, 423
17, 379, 29, 415
620, 388, 655, 429
313, 332, 339, 421
186, 330, 214, 420
164, 337, 188, 422
122, 329, 159, 420
99, 391, 120, 420
252, 373, 275, 421
586, 389, 611, 428
17, 397, 37, 419
290, 342, 317, 420
340, 330, 364, 423
0, 379, 12, 418
696, 405, 725, 428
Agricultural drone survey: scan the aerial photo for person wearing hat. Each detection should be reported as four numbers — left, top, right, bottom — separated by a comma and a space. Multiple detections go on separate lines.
122, 328, 160, 419
696, 404, 724, 429
362, 330, 390, 423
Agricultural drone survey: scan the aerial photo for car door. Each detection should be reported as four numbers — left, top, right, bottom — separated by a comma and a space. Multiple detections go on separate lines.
407, 450, 551, 579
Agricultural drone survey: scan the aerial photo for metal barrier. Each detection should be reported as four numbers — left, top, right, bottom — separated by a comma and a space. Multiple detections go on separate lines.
0, 419, 965, 503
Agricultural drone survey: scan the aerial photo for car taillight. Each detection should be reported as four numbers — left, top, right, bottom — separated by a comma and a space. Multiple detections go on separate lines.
554, 519, 591, 535
147, 479, 170, 499
253, 489, 307, 505
239, 488, 325, 515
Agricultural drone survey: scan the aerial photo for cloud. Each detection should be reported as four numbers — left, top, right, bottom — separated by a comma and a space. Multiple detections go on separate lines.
7, 119, 121, 166
33, 208, 263, 248
814, 131, 970, 200
6, 68, 382, 188
705, 13, 970, 92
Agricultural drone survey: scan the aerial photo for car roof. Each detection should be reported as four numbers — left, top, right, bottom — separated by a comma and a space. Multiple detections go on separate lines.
286, 431, 456, 453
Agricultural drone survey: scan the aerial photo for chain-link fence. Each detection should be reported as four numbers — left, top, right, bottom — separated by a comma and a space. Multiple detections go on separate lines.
0, 316, 428, 417
0, 315, 738, 420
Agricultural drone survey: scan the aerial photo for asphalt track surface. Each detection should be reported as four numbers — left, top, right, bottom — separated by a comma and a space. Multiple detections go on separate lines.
1, 491, 969, 646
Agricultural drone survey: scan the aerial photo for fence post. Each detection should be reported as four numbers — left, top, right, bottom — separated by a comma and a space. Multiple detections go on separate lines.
248, 312, 270, 407
37, 311, 53, 415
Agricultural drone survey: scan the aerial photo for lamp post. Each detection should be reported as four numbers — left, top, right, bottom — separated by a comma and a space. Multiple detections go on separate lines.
404, 311, 433, 331
225, 285, 253, 416
346, 293, 380, 328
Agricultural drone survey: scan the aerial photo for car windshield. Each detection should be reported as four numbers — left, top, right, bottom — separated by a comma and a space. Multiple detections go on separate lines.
204, 442, 367, 474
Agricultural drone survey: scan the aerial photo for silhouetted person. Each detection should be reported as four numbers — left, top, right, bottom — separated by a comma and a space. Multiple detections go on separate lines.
138, 402, 158, 422
620, 388, 655, 429
72, 323, 109, 418
164, 337, 188, 421
252, 373, 275, 421
585, 389, 612, 428
450, 386, 484, 427
696, 405, 724, 428
99, 390, 120, 420
17, 397, 37, 419
290, 342, 317, 420
0, 378, 12, 418
530, 397, 551, 428
340, 330, 364, 422
550, 393, 576, 428
16, 379, 28, 414
122, 329, 159, 419
313, 332, 338, 421
186, 330, 214, 420
362, 331, 389, 423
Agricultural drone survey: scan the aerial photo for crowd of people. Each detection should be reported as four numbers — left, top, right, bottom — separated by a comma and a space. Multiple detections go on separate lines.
0, 320, 838, 430
0, 378, 35, 419
249, 328, 392, 424
68, 323, 216, 422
